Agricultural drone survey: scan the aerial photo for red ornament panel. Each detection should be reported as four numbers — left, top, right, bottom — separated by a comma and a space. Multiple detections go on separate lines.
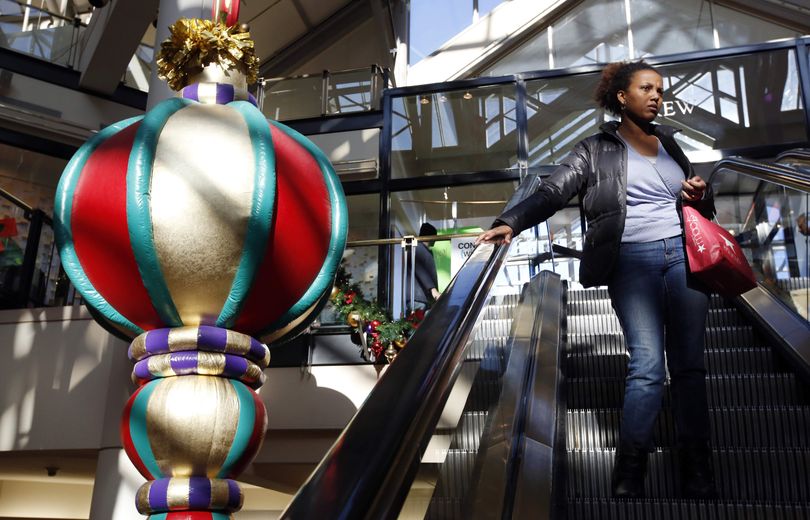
71, 122, 165, 332
235, 124, 330, 334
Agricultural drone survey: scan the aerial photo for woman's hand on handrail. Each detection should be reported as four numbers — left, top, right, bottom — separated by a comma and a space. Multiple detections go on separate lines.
475, 224, 514, 246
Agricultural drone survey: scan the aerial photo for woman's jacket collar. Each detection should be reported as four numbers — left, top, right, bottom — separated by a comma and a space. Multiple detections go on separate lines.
598, 120, 681, 140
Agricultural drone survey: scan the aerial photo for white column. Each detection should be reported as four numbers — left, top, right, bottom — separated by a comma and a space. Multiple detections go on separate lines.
88, 342, 143, 519
88, 448, 145, 520
148, 0, 209, 109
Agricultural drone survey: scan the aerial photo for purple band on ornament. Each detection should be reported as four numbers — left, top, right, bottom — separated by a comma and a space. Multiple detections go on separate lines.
198, 325, 228, 353
170, 351, 199, 375
182, 82, 200, 102
132, 352, 263, 388
180, 82, 258, 107
216, 84, 234, 105
249, 337, 266, 362
224, 354, 247, 376
188, 477, 211, 510
148, 478, 170, 511
134, 362, 152, 380
145, 328, 171, 356
129, 326, 269, 367
227, 479, 241, 510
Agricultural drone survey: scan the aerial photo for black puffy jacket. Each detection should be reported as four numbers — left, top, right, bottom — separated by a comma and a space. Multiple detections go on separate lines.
495, 121, 716, 287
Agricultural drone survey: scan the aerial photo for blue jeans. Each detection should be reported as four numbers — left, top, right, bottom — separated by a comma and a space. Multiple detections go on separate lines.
608, 236, 711, 451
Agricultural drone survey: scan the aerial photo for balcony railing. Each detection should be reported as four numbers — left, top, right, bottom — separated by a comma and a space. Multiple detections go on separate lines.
0, 0, 153, 91
258, 65, 390, 121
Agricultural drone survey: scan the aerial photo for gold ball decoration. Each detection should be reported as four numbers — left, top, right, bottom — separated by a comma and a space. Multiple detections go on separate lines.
384, 344, 398, 363
347, 311, 361, 328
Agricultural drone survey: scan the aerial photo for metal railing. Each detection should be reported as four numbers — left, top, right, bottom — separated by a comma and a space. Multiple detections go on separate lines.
258, 65, 390, 121
0, 1, 153, 91
709, 155, 810, 372
0, 186, 76, 309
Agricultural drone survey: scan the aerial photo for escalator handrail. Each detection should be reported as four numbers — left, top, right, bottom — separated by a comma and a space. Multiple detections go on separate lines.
711, 156, 810, 193
775, 148, 810, 168
279, 176, 541, 520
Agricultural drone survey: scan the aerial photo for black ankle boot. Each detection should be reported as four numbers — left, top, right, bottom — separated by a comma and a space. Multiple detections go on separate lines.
612, 445, 649, 498
678, 439, 718, 499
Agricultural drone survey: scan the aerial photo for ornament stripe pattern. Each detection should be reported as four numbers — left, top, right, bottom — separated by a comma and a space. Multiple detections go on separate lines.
217, 101, 277, 329
127, 97, 192, 329
72, 122, 168, 332
127, 381, 163, 479
121, 384, 153, 479
132, 352, 265, 388
128, 326, 270, 367
227, 385, 267, 478
231, 121, 332, 335
218, 379, 257, 478
258, 120, 348, 336
182, 82, 258, 106
54, 116, 145, 335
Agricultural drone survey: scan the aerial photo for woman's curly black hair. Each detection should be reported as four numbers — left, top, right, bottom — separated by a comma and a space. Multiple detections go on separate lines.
594, 60, 658, 116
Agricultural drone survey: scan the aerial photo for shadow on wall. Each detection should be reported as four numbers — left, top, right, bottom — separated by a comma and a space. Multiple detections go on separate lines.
0, 305, 132, 451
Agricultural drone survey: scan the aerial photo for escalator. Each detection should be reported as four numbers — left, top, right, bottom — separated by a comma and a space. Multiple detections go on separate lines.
278, 154, 810, 519
566, 286, 810, 518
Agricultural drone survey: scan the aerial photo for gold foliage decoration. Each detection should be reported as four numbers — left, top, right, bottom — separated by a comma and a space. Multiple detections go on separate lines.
157, 18, 259, 91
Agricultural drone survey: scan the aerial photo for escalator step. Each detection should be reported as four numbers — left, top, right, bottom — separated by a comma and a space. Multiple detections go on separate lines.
472, 318, 513, 341
566, 293, 732, 316
482, 304, 519, 319
777, 278, 810, 291
450, 411, 488, 451
465, 376, 503, 412
568, 406, 810, 449
466, 337, 507, 363
567, 448, 810, 501
566, 348, 784, 379
431, 450, 477, 501
567, 308, 750, 332
568, 499, 810, 520
426, 498, 463, 520
568, 374, 807, 409
568, 326, 765, 355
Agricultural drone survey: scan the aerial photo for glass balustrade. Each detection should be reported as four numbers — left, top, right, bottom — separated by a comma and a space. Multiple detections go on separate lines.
0, 0, 87, 67
259, 66, 388, 121
711, 167, 810, 323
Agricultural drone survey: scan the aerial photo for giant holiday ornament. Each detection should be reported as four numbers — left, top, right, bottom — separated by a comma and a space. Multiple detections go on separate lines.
53, 3, 347, 518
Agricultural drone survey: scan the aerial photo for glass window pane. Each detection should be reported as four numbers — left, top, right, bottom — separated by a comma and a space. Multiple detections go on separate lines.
410, 0, 472, 64
657, 50, 806, 153
327, 69, 374, 114
484, 28, 551, 77
525, 73, 605, 166
630, 0, 714, 58
391, 85, 520, 179
0, 143, 67, 306
525, 48, 807, 166
261, 75, 323, 121
308, 130, 380, 181
551, 0, 629, 68
389, 181, 517, 315
712, 4, 800, 47
479, 0, 504, 18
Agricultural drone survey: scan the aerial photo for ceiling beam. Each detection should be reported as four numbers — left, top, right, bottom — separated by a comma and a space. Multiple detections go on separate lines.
259, 0, 372, 78
77, 0, 159, 95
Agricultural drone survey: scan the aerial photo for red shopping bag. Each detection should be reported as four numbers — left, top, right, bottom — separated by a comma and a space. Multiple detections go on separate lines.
683, 205, 757, 297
